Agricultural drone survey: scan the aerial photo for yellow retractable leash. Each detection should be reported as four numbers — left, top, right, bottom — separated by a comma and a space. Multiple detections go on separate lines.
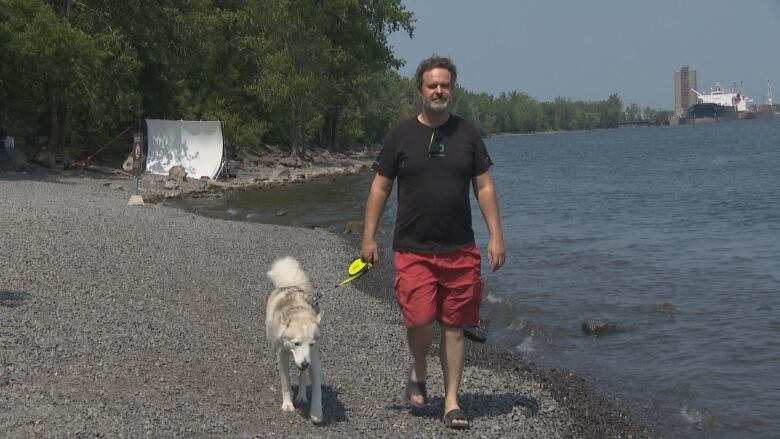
345, 257, 372, 281
313, 257, 373, 307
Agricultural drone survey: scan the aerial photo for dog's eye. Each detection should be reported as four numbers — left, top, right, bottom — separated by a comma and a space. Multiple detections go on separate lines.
294, 342, 301, 346
309, 342, 315, 346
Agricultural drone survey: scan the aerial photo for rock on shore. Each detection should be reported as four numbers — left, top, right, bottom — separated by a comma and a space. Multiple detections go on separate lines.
0, 171, 653, 437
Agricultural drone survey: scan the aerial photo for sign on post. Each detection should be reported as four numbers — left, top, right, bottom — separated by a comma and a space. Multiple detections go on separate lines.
132, 132, 143, 193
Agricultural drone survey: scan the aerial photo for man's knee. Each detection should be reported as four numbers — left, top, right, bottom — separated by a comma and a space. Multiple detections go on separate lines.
407, 322, 435, 341
441, 324, 464, 341
409, 322, 434, 331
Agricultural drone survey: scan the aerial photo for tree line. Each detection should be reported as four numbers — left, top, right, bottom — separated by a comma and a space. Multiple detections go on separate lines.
0, 0, 662, 160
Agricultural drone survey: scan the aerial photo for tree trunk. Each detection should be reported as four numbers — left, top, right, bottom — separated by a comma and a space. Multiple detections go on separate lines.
322, 109, 339, 152
59, 0, 74, 19
323, 107, 341, 152
49, 93, 59, 150
289, 120, 302, 158
49, 0, 73, 149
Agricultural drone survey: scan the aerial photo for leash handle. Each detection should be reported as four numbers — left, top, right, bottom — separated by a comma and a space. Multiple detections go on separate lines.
348, 258, 373, 276
313, 258, 374, 305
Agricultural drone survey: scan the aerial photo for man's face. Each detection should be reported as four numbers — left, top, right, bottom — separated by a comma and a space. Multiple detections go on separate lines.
420, 68, 453, 113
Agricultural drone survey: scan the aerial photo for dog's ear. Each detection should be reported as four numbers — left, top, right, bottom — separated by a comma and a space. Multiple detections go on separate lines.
314, 312, 322, 324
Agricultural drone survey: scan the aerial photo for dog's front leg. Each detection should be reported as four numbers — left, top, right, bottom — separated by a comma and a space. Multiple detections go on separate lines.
295, 364, 308, 405
277, 349, 294, 412
308, 344, 323, 423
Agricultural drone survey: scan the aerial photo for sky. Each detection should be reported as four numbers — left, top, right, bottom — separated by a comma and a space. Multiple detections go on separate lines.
389, 0, 780, 110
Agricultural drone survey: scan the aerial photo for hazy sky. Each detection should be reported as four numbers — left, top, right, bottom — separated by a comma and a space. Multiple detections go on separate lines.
389, 1, 780, 110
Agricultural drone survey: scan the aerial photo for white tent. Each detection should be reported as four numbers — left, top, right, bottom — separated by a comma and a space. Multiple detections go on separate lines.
145, 119, 224, 180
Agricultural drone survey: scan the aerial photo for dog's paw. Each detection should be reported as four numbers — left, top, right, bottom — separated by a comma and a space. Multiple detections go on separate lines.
281, 402, 295, 412
310, 402, 323, 424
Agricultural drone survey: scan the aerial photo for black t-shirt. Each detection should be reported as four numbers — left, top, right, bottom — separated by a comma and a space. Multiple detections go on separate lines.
373, 114, 493, 254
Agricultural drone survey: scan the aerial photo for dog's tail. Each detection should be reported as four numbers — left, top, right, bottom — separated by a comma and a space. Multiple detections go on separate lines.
267, 256, 312, 293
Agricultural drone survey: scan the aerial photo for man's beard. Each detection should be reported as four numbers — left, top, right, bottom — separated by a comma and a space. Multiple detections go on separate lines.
424, 95, 453, 113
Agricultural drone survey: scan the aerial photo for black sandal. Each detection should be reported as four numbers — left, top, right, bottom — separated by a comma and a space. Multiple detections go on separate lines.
442, 408, 471, 429
404, 379, 427, 408
463, 318, 491, 343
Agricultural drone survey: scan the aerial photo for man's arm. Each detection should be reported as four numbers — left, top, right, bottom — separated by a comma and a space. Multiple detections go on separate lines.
472, 170, 505, 272
361, 173, 394, 264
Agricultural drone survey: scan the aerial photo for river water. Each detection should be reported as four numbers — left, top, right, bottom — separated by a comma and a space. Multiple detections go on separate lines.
165, 118, 780, 438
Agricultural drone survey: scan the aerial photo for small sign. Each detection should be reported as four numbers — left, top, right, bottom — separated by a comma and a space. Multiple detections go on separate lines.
132, 132, 143, 177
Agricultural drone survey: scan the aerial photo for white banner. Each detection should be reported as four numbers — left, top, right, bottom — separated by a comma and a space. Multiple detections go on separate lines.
145, 119, 224, 180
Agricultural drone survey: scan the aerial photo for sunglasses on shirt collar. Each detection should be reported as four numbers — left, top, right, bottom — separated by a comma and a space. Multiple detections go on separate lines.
428, 128, 445, 158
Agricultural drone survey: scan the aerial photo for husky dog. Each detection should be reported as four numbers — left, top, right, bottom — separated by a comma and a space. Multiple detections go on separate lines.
266, 256, 323, 423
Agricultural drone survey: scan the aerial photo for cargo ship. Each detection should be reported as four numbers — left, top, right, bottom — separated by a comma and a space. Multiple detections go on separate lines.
679, 82, 747, 124
750, 80, 775, 120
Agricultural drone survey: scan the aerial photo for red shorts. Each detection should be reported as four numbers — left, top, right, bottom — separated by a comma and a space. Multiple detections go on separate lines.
394, 245, 483, 328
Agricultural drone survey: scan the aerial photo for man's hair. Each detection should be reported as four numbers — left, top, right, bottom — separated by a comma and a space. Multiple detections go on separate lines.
415, 55, 457, 90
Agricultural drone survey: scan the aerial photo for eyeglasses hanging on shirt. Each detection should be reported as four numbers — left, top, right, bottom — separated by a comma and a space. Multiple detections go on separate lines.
428, 128, 445, 158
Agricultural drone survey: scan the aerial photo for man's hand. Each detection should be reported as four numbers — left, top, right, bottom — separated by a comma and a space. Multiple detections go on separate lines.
361, 237, 380, 265
487, 235, 505, 272
361, 173, 393, 266
473, 170, 505, 272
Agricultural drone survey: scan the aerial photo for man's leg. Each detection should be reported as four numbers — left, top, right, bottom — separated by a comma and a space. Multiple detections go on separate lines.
407, 323, 434, 405
395, 251, 438, 406
439, 324, 465, 416
436, 245, 480, 428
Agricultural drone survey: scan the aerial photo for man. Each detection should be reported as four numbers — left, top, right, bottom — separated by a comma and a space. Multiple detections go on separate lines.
360, 55, 505, 429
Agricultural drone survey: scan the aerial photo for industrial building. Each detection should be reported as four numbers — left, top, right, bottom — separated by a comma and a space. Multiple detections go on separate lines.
675, 66, 698, 116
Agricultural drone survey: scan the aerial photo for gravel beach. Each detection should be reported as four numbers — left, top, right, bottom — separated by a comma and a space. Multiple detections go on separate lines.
1, 170, 654, 438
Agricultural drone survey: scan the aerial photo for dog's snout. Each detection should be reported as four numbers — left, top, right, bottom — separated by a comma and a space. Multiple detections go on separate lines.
298, 361, 309, 370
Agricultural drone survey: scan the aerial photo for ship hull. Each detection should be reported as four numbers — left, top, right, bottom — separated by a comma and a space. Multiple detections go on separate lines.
749, 105, 776, 119
679, 103, 737, 125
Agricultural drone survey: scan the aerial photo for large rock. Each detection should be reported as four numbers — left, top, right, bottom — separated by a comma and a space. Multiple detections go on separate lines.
168, 165, 187, 182
122, 154, 134, 172
270, 166, 291, 182
35, 151, 56, 168
237, 149, 265, 165
581, 320, 618, 337
0, 149, 29, 172
279, 156, 305, 168
343, 220, 364, 235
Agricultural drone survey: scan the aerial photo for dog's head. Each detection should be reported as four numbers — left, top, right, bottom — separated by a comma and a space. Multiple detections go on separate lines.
281, 312, 321, 370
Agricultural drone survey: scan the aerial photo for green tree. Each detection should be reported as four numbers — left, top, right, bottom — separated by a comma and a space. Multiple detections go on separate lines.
598, 94, 623, 128
314, 0, 414, 151
244, 0, 334, 156
624, 102, 641, 121
1, 0, 139, 152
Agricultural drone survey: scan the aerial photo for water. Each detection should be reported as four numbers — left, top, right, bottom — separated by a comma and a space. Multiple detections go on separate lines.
165, 118, 780, 438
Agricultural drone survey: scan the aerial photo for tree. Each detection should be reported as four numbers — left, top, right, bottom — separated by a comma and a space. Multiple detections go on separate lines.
315, 0, 413, 151
624, 102, 641, 121
243, 0, 332, 156
244, 0, 413, 155
598, 94, 623, 128
1, 0, 139, 152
